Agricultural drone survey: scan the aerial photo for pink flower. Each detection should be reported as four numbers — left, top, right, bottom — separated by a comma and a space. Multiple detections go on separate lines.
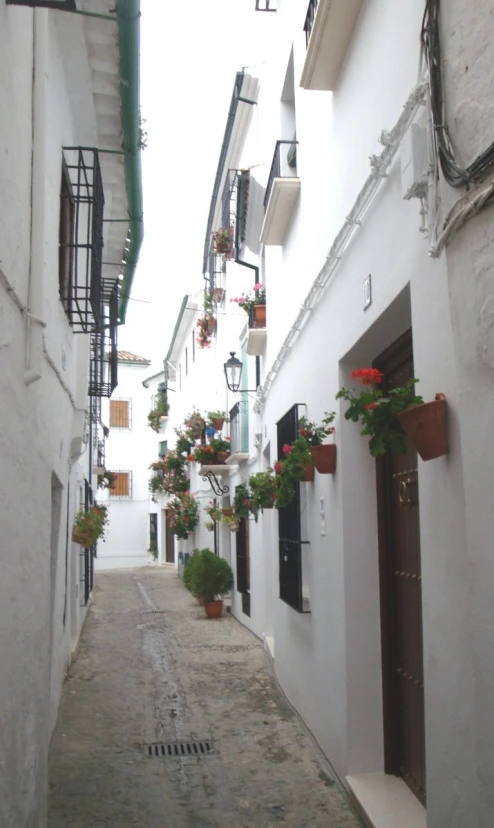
254, 283, 263, 291
282, 444, 293, 455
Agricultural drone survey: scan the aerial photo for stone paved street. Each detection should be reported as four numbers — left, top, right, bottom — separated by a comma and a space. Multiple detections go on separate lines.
48, 568, 362, 827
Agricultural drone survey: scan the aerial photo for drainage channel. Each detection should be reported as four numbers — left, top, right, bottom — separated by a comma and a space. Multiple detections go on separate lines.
146, 741, 214, 758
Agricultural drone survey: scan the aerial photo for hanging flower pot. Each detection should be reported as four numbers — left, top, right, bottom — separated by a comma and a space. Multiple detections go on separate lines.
229, 521, 240, 532
211, 417, 225, 431
396, 393, 448, 461
303, 463, 315, 482
206, 317, 217, 335
222, 507, 233, 518
253, 303, 266, 328
213, 287, 225, 304
72, 527, 93, 547
311, 444, 337, 474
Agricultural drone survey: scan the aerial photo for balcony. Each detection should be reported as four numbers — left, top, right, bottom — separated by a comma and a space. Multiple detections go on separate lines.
226, 402, 249, 465
260, 141, 300, 246
300, 0, 363, 91
246, 303, 267, 356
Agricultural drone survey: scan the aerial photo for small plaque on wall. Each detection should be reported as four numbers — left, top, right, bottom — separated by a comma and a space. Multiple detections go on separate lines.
363, 274, 372, 310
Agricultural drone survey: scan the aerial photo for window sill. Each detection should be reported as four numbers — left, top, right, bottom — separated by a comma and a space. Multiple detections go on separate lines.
346, 774, 426, 828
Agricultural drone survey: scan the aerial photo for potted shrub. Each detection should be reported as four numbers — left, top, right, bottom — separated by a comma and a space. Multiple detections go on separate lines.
208, 435, 231, 463
207, 410, 229, 432
248, 468, 278, 511
336, 369, 447, 459
213, 226, 233, 257
148, 390, 169, 432
72, 504, 109, 547
274, 437, 314, 508
167, 493, 199, 539
189, 549, 234, 618
230, 283, 266, 328
299, 412, 337, 474
184, 411, 205, 441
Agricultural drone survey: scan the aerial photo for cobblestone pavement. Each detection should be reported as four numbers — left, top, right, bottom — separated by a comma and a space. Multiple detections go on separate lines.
48, 568, 362, 828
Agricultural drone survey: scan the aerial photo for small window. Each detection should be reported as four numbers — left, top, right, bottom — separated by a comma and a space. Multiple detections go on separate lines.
109, 471, 132, 499
59, 160, 75, 319
109, 398, 132, 430
159, 441, 168, 458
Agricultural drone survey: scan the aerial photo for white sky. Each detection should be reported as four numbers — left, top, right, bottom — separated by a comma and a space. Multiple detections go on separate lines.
118, 0, 270, 364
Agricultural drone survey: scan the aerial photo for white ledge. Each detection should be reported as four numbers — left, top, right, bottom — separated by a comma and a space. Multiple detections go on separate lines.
226, 452, 249, 465
346, 774, 426, 828
260, 177, 301, 245
300, 0, 363, 91
247, 327, 267, 356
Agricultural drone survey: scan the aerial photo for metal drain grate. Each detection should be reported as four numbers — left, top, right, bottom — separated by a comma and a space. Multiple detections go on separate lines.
140, 610, 167, 615
146, 741, 214, 758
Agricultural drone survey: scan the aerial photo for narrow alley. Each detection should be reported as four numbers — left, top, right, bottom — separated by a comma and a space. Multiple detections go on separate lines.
48, 569, 362, 828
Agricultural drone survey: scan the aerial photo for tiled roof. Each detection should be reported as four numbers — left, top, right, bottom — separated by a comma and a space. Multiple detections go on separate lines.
117, 351, 150, 364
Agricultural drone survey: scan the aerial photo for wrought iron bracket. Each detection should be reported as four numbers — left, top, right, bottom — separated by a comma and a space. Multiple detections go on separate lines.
202, 472, 229, 496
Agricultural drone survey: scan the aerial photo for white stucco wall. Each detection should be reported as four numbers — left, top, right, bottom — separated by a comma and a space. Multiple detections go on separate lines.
96, 360, 156, 570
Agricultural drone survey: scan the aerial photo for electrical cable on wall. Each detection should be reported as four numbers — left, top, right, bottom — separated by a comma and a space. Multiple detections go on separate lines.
422, 0, 494, 188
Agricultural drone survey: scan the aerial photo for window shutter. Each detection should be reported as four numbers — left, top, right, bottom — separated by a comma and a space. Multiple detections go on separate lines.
110, 399, 130, 429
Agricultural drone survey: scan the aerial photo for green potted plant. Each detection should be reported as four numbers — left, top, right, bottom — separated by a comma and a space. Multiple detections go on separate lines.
208, 435, 231, 463
148, 390, 169, 432
188, 548, 233, 618
207, 410, 229, 432
213, 226, 233, 257
335, 368, 445, 458
274, 437, 314, 508
233, 484, 252, 520
298, 412, 337, 474
193, 443, 217, 465
175, 430, 193, 456
167, 493, 199, 539
184, 411, 206, 441
205, 502, 223, 523
72, 504, 109, 547
97, 470, 116, 490
248, 468, 278, 511
230, 283, 266, 328
223, 513, 240, 532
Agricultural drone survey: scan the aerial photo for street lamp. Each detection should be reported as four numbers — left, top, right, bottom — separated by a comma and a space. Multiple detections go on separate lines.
224, 351, 259, 393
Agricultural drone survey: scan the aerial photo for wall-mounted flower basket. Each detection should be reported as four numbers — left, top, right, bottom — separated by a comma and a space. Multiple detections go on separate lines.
396, 393, 448, 461
212, 417, 225, 431
222, 507, 233, 518
216, 451, 230, 465
229, 521, 240, 532
303, 463, 315, 482
311, 444, 337, 474
213, 287, 225, 304
253, 303, 266, 328
206, 317, 217, 335
72, 527, 93, 547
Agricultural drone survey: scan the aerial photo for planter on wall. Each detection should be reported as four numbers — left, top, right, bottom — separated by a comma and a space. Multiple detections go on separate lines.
303, 463, 315, 482
311, 444, 337, 474
229, 521, 240, 532
253, 303, 266, 328
206, 318, 217, 335
222, 507, 233, 518
215, 451, 230, 464
396, 393, 448, 461
211, 417, 225, 431
72, 527, 93, 547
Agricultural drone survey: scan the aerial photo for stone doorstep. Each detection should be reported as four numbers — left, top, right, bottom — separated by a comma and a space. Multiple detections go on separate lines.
346, 773, 427, 828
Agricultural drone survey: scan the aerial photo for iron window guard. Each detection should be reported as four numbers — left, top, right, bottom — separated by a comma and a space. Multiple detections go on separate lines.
61, 147, 105, 333
255, 0, 276, 10
264, 140, 299, 210
88, 281, 118, 398
303, 0, 319, 46
229, 400, 249, 456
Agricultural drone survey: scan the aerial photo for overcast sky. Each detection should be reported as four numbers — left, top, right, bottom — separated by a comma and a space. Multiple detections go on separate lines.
118, 0, 271, 364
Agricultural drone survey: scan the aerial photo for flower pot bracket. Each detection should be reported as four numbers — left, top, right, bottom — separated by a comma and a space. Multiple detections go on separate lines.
201, 469, 231, 496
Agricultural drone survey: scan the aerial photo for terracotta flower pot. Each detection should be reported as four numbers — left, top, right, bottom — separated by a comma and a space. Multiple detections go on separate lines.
211, 417, 225, 431
396, 393, 448, 461
229, 522, 240, 532
215, 451, 229, 464
213, 287, 225, 303
303, 463, 315, 482
72, 527, 93, 547
253, 303, 266, 328
204, 600, 223, 619
206, 317, 217, 335
311, 444, 337, 474
222, 507, 233, 518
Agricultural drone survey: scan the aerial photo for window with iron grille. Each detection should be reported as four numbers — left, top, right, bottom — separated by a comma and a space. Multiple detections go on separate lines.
109, 471, 132, 499
59, 148, 104, 333
88, 280, 118, 398
236, 506, 250, 617
109, 398, 132, 430
255, 0, 277, 10
277, 404, 311, 613
220, 169, 250, 255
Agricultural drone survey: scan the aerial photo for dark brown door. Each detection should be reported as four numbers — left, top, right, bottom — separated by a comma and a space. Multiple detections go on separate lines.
165, 509, 175, 564
376, 333, 426, 805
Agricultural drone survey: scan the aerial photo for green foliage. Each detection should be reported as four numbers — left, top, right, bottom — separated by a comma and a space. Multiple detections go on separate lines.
336, 371, 423, 457
205, 502, 223, 522
73, 504, 109, 546
274, 436, 313, 508
168, 494, 198, 539
233, 484, 252, 521
207, 410, 229, 424
148, 539, 158, 559
183, 411, 205, 440
187, 548, 233, 603
148, 390, 169, 432
248, 469, 278, 511
298, 412, 336, 446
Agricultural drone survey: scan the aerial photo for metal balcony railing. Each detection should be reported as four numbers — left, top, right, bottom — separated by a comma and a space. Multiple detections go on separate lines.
88, 281, 118, 398
255, 0, 276, 9
263, 140, 299, 210
229, 401, 249, 456
303, 0, 319, 46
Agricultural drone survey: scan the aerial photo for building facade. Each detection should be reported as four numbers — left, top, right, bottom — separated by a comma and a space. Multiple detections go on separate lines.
163, 1, 494, 826
0, 2, 143, 825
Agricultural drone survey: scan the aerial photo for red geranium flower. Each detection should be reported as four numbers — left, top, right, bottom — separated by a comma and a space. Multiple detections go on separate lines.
274, 462, 284, 474
351, 368, 384, 386
364, 403, 378, 410
282, 444, 293, 455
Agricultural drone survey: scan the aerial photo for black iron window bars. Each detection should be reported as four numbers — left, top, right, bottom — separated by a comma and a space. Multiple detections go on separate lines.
303, 0, 319, 46
88, 280, 118, 398
255, 0, 276, 10
264, 140, 299, 210
61, 147, 104, 333
221, 169, 250, 252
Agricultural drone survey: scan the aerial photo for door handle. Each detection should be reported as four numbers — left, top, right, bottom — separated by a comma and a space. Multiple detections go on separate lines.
398, 477, 416, 506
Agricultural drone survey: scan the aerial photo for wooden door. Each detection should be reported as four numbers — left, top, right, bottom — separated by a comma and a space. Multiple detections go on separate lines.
376, 333, 426, 805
